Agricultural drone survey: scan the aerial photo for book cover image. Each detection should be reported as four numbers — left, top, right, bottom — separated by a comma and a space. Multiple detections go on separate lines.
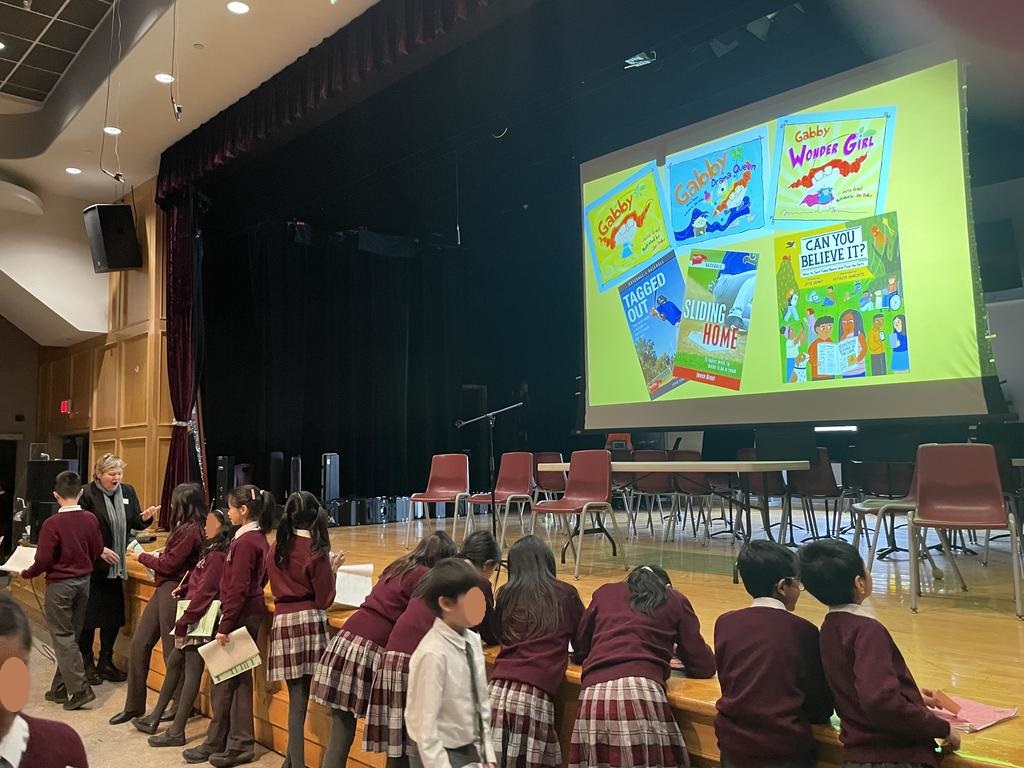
673, 249, 759, 391
770, 107, 896, 224
618, 252, 687, 400
585, 163, 672, 292
775, 211, 908, 384
668, 127, 770, 248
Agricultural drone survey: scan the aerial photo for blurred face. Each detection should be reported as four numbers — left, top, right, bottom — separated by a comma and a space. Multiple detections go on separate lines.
440, 586, 486, 631
97, 466, 123, 492
205, 512, 224, 540
0, 635, 30, 740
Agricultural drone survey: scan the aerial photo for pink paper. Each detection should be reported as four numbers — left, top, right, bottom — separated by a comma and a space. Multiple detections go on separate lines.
932, 696, 1018, 733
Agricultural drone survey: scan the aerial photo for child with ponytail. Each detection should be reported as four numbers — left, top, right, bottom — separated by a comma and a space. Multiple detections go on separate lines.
184, 485, 274, 768
568, 564, 716, 768
488, 535, 584, 768
266, 491, 342, 768
311, 531, 458, 768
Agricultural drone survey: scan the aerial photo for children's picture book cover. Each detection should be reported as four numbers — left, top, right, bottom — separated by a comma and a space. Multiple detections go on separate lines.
770, 107, 896, 224
673, 249, 759, 391
585, 163, 672, 292
775, 211, 908, 384
668, 127, 770, 248
618, 251, 687, 400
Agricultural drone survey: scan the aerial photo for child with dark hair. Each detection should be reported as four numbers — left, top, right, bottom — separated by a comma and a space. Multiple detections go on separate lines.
799, 540, 959, 767
0, 592, 90, 767
184, 485, 273, 767
140, 508, 233, 744
489, 535, 584, 768
569, 564, 715, 768
715, 541, 832, 768
266, 491, 342, 768
312, 531, 458, 768
458, 531, 501, 645
406, 558, 497, 768
19, 470, 104, 711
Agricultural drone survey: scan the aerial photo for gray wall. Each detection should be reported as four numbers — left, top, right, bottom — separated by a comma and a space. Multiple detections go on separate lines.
0, 315, 39, 497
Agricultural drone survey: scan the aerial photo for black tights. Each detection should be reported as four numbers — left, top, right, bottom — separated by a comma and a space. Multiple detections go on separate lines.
78, 626, 119, 659
321, 709, 355, 768
148, 646, 204, 736
285, 677, 312, 768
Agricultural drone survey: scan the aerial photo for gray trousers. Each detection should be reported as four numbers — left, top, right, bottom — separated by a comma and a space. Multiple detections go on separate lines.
408, 740, 481, 768
44, 576, 91, 696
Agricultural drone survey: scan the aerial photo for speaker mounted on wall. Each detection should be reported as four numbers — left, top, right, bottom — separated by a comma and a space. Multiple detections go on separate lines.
83, 203, 143, 273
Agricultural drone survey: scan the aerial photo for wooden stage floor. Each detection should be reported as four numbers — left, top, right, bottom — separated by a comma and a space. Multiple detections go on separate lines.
339, 508, 1024, 767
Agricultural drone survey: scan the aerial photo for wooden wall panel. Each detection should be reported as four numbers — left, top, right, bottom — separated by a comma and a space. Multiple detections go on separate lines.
94, 345, 119, 429
91, 439, 117, 471
121, 334, 149, 427
49, 356, 70, 412
124, 265, 150, 328
118, 436, 149, 504
70, 349, 94, 422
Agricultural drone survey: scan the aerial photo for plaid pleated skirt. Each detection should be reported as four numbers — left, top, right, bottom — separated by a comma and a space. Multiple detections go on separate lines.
568, 677, 689, 768
310, 629, 384, 713
268, 608, 329, 682
362, 649, 411, 757
489, 679, 561, 768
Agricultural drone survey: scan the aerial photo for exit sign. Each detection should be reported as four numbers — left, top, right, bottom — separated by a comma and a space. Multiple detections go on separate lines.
59, 399, 72, 415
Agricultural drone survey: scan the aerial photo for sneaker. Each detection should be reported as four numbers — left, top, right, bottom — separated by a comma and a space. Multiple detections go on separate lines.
183, 746, 216, 764
209, 750, 256, 767
63, 686, 96, 711
149, 730, 186, 748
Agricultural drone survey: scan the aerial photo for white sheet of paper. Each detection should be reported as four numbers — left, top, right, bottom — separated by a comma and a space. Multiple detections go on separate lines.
0, 546, 38, 573
333, 563, 374, 608
127, 540, 145, 554
198, 627, 261, 684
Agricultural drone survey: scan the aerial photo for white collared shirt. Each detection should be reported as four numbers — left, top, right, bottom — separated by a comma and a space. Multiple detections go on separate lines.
233, 521, 259, 539
828, 602, 876, 619
57, 504, 82, 514
406, 618, 497, 768
294, 530, 311, 539
0, 715, 29, 768
750, 597, 787, 610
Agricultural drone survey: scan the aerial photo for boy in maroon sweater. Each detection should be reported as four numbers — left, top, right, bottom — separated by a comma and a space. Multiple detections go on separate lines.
20, 471, 105, 711
715, 541, 832, 768
799, 540, 960, 768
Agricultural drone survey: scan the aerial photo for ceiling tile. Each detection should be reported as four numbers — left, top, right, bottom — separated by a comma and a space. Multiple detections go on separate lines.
0, 4, 49, 40
39, 19, 90, 51
24, 43, 73, 73
0, 59, 13, 79
0, 34, 32, 62
0, 0, 66, 15
0, 81, 46, 101
59, 0, 109, 29
7, 63, 59, 92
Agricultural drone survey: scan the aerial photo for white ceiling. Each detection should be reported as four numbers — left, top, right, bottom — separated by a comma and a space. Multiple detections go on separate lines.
0, 0, 379, 201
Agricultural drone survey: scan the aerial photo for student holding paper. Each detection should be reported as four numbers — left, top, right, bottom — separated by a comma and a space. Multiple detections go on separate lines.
139, 507, 232, 744
265, 491, 341, 768
184, 486, 273, 768
110, 482, 205, 727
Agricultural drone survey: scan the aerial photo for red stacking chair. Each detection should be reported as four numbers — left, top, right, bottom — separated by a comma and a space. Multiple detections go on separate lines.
465, 452, 534, 547
788, 447, 846, 542
533, 452, 567, 501
666, 450, 715, 543
609, 449, 635, 521
534, 450, 628, 580
630, 449, 673, 539
908, 443, 1022, 618
407, 454, 470, 548
737, 448, 789, 542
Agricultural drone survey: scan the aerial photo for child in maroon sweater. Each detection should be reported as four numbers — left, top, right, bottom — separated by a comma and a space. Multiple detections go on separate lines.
311, 530, 457, 768
799, 540, 960, 768
569, 564, 716, 768
715, 541, 832, 768
489, 535, 584, 768
265, 491, 342, 768
20, 471, 104, 711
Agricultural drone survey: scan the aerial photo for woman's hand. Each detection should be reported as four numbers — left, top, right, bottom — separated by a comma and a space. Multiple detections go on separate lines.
100, 547, 120, 566
141, 505, 160, 521
216, 633, 230, 647
330, 551, 347, 572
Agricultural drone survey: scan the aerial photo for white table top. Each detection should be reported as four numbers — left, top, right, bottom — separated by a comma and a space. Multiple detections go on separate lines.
537, 460, 810, 473
1013, 458, 1024, 468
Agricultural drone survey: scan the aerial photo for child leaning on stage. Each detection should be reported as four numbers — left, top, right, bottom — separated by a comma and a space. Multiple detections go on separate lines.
714, 541, 832, 768
405, 557, 498, 768
799, 540, 960, 768
569, 564, 716, 768
19, 470, 105, 711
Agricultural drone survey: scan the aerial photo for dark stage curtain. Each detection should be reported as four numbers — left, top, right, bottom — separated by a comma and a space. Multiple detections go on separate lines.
202, 224, 463, 498
156, 0, 490, 206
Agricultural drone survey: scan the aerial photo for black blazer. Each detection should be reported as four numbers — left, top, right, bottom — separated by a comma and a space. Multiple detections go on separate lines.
79, 481, 151, 578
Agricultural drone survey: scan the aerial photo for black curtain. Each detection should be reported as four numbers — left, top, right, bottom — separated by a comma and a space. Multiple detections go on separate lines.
203, 222, 464, 498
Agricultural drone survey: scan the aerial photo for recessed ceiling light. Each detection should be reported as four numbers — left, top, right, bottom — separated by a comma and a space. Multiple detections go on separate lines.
0, 41, 6, 52
155, 72, 175, 84
65, 167, 82, 175
226, 2, 250, 14
103, 126, 122, 136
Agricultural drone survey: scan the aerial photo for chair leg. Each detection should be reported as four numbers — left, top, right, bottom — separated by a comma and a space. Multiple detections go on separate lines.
909, 518, 920, 612
574, 511, 587, 580
937, 529, 968, 591
984, 529, 991, 567
498, 503, 510, 550
604, 504, 628, 571
1007, 514, 1023, 619
851, 510, 863, 551
867, 514, 886, 564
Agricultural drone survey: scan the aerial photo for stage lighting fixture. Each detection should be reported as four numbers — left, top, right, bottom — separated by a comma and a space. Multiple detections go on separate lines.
746, 15, 773, 42
0, 41, 5, 51
624, 50, 656, 70
709, 36, 739, 58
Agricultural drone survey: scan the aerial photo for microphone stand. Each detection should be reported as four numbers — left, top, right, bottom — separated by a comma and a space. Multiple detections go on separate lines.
456, 401, 524, 540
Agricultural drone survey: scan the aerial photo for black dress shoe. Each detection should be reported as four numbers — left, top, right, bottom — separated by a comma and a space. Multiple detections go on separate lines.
97, 655, 127, 682
210, 751, 256, 768
149, 730, 186, 748
44, 687, 68, 704
82, 658, 103, 686
109, 709, 143, 725
63, 686, 96, 711
183, 746, 216, 764
161, 706, 178, 722
131, 715, 159, 735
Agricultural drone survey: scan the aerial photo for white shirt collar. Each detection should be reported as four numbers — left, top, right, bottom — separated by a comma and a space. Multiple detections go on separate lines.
234, 521, 260, 539
750, 597, 787, 610
432, 617, 471, 649
828, 602, 875, 617
58, 504, 82, 513
294, 529, 311, 539
0, 714, 29, 768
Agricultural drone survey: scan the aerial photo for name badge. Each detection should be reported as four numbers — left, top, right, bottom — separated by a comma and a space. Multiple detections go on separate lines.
123, 498, 129, 505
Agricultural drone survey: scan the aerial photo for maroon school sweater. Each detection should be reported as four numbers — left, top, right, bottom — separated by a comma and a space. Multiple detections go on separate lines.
573, 581, 716, 689
18, 714, 89, 768
491, 580, 585, 698
138, 522, 203, 587
265, 536, 336, 615
385, 574, 498, 654
343, 564, 429, 647
714, 603, 833, 766
217, 527, 269, 634
175, 550, 227, 637
21, 507, 103, 582
820, 609, 950, 767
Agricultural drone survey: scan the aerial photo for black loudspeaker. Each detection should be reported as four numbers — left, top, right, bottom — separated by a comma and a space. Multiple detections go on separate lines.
215, 456, 234, 508
26, 460, 78, 503
29, 502, 58, 544
289, 456, 302, 494
233, 463, 254, 488
83, 204, 143, 273
268, 452, 286, 500
322, 453, 340, 502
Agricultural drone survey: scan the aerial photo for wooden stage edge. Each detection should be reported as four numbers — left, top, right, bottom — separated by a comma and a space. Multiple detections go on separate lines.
11, 513, 1024, 768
